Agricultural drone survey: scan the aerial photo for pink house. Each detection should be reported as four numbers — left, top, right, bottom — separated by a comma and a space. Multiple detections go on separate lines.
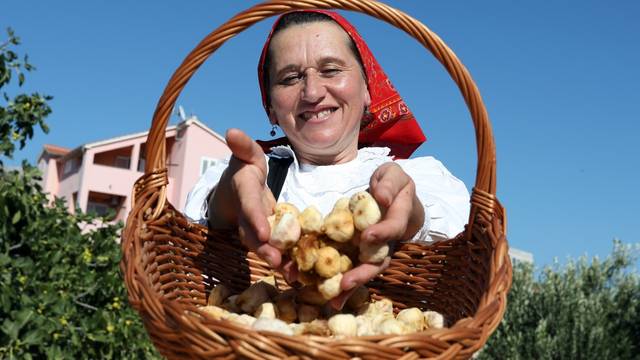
37, 117, 231, 223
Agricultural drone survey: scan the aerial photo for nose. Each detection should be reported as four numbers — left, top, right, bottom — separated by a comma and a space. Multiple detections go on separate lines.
300, 70, 326, 103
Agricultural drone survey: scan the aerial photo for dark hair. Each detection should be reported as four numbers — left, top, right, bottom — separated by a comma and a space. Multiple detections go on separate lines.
262, 11, 366, 108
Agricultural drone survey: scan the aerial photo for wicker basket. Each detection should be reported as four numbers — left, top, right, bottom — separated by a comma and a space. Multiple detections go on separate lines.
121, 0, 511, 358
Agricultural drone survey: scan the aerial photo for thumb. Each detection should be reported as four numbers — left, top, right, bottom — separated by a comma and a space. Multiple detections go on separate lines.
226, 128, 267, 172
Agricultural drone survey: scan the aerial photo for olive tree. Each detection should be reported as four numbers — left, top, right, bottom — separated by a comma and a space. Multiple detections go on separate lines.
478, 240, 639, 359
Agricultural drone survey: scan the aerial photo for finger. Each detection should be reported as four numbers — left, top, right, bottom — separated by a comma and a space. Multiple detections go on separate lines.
278, 259, 299, 286
330, 257, 391, 310
256, 242, 282, 269
237, 216, 262, 249
238, 212, 279, 267
329, 287, 357, 310
369, 163, 410, 208
241, 217, 282, 268
262, 186, 276, 215
226, 128, 268, 175
342, 258, 390, 290
226, 129, 270, 226
234, 173, 272, 243
362, 182, 414, 244
238, 189, 282, 268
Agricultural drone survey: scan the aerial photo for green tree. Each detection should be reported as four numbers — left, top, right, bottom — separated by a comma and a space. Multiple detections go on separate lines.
478, 240, 640, 359
0, 28, 51, 164
0, 28, 160, 359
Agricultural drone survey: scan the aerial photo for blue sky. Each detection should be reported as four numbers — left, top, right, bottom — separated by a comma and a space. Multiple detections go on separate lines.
2, 1, 639, 267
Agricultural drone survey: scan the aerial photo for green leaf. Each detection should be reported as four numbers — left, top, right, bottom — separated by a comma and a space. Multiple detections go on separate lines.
21, 329, 43, 345
0, 253, 10, 266
1, 319, 18, 340
11, 210, 20, 224
15, 308, 34, 329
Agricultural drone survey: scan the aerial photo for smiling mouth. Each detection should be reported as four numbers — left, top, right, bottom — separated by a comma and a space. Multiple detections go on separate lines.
298, 108, 337, 122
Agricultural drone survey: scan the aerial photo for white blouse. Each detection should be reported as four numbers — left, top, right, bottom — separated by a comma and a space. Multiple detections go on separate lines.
183, 146, 470, 243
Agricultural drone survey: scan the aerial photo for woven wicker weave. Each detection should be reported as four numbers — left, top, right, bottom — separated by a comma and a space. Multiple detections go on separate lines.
121, 1, 512, 359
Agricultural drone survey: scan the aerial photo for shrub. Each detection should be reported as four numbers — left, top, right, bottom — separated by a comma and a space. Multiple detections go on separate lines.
478, 240, 640, 359
0, 27, 160, 359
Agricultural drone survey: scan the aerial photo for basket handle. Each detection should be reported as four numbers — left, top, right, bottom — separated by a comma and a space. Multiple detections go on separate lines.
139, 0, 498, 235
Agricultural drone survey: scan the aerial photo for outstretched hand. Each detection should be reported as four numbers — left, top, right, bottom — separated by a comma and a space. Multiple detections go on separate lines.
210, 142, 424, 308
208, 128, 283, 268
330, 162, 425, 309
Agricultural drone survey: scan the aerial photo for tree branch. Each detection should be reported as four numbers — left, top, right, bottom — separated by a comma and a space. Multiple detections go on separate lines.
73, 285, 96, 301
8, 241, 23, 252
74, 299, 98, 312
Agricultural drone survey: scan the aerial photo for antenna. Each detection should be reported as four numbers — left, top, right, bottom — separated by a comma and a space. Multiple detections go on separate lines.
178, 105, 187, 121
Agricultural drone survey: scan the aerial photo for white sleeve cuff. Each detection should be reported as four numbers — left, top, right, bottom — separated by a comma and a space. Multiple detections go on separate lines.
397, 156, 470, 244
183, 158, 229, 223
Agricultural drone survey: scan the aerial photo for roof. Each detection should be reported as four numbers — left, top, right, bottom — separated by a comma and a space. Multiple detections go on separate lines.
37, 144, 71, 162
81, 116, 226, 150
43, 144, 71, 155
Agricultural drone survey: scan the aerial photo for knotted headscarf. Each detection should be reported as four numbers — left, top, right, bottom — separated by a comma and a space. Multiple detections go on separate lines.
257, 9, 426, 159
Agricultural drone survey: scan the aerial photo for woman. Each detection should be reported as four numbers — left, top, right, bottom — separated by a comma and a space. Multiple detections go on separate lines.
184, 10, 470, 308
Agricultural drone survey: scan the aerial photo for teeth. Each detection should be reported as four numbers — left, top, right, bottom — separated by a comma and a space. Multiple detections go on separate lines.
302, 109, 333, 121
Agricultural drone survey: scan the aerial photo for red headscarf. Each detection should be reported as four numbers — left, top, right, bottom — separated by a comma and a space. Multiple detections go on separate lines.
257, 9, 426, 159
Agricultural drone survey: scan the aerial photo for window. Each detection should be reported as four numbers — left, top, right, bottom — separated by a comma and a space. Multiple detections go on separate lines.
62, 157, 79, 176
63, 160, 74, 175
87, 201, 111, 217
93, 146, 133, 169
86, 191, 123, 220
137, 158, 146, 172
72, 192, 79, 212
137, 143, 147, 172
114, 156, 131, 169
200, 157, 219, 176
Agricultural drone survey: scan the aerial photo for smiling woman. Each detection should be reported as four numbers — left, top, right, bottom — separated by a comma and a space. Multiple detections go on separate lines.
183, 9, 470, 309
266, 20, 370, 164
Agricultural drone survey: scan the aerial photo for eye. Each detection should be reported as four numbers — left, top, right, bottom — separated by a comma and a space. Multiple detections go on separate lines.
321, 67, 342, 77
279, 73, 302, 85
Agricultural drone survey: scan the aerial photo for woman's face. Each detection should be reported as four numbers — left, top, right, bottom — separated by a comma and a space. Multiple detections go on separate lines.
267, 21, 371, 165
